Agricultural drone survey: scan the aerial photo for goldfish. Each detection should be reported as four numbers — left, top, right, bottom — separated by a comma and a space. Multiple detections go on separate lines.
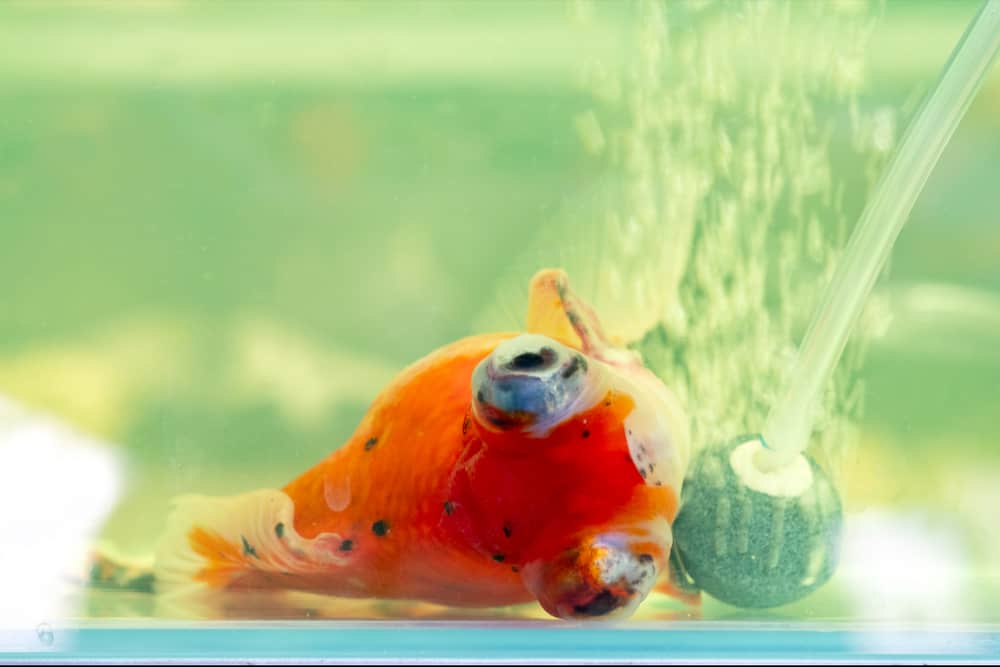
144, 269, 692, 620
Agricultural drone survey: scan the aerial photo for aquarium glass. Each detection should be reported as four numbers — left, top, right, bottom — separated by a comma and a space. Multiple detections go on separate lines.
1, 0, 999, 662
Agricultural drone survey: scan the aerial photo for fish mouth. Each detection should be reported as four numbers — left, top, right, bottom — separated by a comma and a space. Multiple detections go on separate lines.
472, 398, 536, 430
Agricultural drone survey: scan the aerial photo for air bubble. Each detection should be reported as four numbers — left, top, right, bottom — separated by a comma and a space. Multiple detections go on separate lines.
36, 623, 54, 647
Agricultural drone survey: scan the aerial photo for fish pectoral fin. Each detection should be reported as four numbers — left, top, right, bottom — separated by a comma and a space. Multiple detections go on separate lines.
654, 578, 703, 607
153, 489, 348, 596
657, 542, 702, 606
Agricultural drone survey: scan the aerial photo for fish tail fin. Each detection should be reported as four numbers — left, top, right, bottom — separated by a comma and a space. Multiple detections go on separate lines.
153, 488, 309, 596
88, 543, 155, 592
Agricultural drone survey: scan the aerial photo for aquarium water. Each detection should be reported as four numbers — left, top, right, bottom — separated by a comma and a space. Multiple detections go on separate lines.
1, 0, 1000, 662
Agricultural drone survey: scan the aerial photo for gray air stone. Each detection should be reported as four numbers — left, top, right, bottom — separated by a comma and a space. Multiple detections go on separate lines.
671, 435, 843, 608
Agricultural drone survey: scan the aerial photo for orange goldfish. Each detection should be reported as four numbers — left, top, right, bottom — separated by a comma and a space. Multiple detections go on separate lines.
151, 269, 692, 620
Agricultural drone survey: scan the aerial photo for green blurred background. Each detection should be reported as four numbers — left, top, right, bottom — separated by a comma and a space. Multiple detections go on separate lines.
0, 0, 998, 622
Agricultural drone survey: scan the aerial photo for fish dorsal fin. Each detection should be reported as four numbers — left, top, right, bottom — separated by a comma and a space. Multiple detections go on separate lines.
154, 489, 351, 596
525, 269, 586, 350
526, 269, 638, 366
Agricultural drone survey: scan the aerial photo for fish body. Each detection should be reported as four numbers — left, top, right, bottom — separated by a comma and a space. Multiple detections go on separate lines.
152, 270, 692, 620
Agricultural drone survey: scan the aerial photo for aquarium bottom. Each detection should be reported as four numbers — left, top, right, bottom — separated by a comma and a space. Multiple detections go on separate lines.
2, 622, 999, 664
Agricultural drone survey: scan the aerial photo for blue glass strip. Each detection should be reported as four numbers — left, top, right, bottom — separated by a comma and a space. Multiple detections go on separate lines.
2, 623, 999, 664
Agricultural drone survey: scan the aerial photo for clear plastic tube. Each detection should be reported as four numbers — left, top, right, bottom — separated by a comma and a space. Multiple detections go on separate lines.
759, 0, 1000, 470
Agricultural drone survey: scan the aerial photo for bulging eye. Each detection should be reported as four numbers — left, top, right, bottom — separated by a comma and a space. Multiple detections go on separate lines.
471, 334, 594, 435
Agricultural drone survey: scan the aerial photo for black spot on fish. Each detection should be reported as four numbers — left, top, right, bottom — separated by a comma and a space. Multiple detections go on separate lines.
582, 429, 590, 439
502, 522, 512, 538
638, 553, 654, 564
364, 437, 378, 451
443, 501, 455, 516
648, 463, 655, 473
511, 565, 520, 573
640, 468, 648, 479
275, 523, 285, 538
477, 390, 486, 403
561, 355, 586, 379
241, 536, 259, 559
574, 590, 626, 617
372, 520, 390, 537
339, 539, 354, 552
492, 554, 506, 563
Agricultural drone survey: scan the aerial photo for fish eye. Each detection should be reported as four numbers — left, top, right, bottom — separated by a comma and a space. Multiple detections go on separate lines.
471, 334, 593, 435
